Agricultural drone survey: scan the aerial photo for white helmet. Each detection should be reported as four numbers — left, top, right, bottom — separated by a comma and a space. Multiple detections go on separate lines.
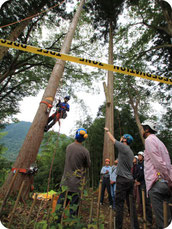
138, 151, 144, 157
134, 155, 138, 159
141, 120, 157, 132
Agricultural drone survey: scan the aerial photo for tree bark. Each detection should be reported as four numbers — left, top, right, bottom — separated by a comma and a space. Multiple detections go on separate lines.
0, 0, 85, 199
103, 21, 115, 165
128, 90, 145, 146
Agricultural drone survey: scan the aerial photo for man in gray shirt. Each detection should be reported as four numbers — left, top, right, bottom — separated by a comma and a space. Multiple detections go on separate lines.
105, 127, 139, 229
57, 128, 91, 221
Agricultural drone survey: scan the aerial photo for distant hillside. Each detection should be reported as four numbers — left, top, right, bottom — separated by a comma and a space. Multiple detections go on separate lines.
0, 121, 31, 161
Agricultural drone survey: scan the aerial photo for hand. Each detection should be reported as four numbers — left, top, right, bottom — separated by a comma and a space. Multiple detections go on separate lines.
104, 127, 109, 132
120, 136, 124, 142
110, 180, 115, 184
106, 170, 109, 174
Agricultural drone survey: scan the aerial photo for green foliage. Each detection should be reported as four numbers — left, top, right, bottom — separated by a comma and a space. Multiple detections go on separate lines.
86, 0, 125, 41
34, 132, 73, 192
0, 121, 31, 161
0, 133, 12, 187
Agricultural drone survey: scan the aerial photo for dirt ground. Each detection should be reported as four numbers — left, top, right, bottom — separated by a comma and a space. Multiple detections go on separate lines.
0, 191, 158, 229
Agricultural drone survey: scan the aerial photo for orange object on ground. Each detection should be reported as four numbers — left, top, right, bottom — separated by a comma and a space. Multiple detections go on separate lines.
52, 195, 59, 213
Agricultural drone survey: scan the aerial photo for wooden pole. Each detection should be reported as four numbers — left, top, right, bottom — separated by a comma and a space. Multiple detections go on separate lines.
163, 201, 168, 228
129, 195, 134, 229
8, 180, 26, 228
24, 193, 38, 229
0, 170, 19, 217
78, 176, 85, 217
46, 194, 55, 229
97, 180, 102, 219
61, 191, 68, 225
142, 189, 147, 229
114, 216, 116, 229
109, 207, 113, 229
89, 189, 94, 224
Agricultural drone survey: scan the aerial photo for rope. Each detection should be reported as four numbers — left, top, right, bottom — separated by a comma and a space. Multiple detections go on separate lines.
0, 0, 66, 29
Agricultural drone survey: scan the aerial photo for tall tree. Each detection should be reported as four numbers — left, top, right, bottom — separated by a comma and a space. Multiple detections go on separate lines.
0, 0, 85, 198
87, 0, 125, 164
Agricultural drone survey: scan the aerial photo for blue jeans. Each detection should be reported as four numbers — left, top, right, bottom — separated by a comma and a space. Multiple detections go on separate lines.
111, 183, 116, 208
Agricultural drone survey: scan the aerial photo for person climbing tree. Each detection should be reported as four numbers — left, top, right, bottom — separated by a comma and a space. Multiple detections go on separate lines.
44, 96, 70, 132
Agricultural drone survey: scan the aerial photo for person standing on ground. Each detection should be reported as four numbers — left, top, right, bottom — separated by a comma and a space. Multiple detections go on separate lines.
100, 158, 113, 207
104, 127, 139, 229
110, 159, 118, 210
56, 128, 91, 222
141, 120, 172, 229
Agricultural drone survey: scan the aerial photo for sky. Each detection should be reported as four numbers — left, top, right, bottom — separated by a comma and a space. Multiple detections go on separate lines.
15, 85, 105, 136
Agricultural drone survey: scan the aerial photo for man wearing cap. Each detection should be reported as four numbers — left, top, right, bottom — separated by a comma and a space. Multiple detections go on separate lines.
100, 158, 113, 207
56, 128, 91, 221
136, 151, 152, 226
141, 120, 172, 228
104, 127, 139, 229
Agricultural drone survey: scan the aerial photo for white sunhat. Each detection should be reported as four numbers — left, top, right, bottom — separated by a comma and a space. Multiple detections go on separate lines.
138, 151, 144, 157
141, 120, 157, 132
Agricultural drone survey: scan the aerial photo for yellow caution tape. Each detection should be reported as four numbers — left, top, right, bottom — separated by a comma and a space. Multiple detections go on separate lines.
0, 39, 172, 85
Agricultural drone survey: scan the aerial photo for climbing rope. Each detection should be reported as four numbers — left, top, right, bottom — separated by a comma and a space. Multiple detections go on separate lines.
0, 0, 66, 29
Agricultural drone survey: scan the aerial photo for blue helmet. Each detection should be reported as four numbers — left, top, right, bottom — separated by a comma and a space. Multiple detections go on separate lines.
75, 128, 88, 142
64, 96, 70, 100
123, 134, 133, 145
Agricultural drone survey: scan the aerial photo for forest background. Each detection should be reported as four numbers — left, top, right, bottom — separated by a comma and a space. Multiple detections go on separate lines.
0, 0, 172, 194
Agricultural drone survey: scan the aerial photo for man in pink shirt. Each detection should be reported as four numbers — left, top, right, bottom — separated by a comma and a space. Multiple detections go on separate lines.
141, 120, 172, 228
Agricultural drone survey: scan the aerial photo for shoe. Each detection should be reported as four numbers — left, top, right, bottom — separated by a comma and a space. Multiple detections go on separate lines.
109, 205, 112, 208
100, 202, 103, 206
44, 126, 48, 132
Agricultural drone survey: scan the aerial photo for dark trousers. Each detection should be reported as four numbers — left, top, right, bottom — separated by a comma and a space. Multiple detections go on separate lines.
115, 176, 139, 229
148, 181, 171, 229
138, 183, 152, 224
56, 191, 80, 222
100, 177, 112, 205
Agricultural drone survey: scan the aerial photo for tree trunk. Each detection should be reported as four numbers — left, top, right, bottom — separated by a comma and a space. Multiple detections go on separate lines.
0, 20, 31, 62
103, 21, 115, 165
0, 0, 85, 199
133, 106, 145, 146
161, 0, 172, 36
